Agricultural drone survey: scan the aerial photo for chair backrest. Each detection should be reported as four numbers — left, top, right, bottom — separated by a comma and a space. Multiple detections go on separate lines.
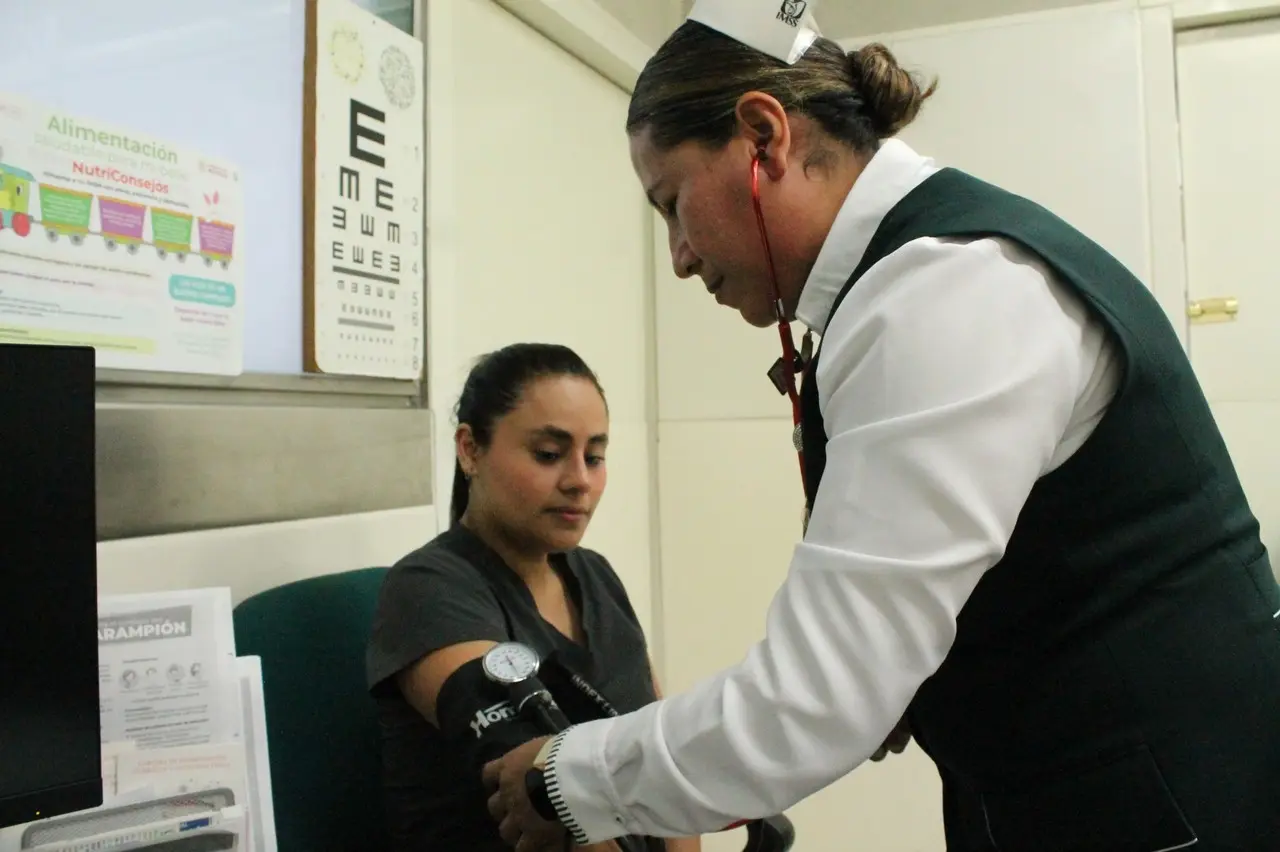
232, 567, 389, 852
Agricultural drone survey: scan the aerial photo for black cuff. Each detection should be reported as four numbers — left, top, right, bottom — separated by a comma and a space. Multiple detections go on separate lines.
543, 735, 592, 846
525, 767, 558, 822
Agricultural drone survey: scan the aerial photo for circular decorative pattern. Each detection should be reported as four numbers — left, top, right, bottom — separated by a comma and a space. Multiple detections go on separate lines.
379, 45, 416, 109
329, 24, 364, 83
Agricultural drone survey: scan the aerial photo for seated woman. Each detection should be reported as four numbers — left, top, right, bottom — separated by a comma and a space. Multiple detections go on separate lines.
366, 342, 699, 852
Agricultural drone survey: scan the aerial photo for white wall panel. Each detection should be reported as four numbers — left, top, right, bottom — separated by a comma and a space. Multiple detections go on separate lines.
580, 419, 657, 639
849, 2, 1152, 283
675, 0, 1121, 41
594, 0, 681, 47
657, 418, 945, 851
446, 0, 656, 621
657, 418, 800, 677
657, 417, 794, 852
97, 506, 436, 606
653, 212, 800, 423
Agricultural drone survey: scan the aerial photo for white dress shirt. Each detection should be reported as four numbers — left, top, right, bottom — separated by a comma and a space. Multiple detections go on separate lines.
542, 140, 1122, 843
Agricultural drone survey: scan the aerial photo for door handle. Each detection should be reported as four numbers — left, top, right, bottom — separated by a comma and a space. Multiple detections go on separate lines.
1187, 296, 1239, 323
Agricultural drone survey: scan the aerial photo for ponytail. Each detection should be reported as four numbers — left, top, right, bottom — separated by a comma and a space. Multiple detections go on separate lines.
449, 459, 470, 528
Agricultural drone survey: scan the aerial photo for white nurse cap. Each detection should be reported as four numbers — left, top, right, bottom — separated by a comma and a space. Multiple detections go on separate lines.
686, 0, 822, 65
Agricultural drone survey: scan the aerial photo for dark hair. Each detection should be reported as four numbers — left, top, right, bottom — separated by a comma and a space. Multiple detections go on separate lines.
450, 343, 605, 527
626, 21, 937, 156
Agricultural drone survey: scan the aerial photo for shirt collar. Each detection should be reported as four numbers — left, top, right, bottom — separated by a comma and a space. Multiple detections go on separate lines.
794, 139, 941, 334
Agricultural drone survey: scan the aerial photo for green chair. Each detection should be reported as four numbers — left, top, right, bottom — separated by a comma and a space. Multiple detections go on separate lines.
232, 567, 390, 852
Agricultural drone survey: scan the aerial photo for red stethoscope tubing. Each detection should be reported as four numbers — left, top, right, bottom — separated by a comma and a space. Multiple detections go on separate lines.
750, 152, 807, 494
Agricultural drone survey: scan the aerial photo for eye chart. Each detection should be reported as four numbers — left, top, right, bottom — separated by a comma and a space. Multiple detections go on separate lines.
303, 0, 424, 379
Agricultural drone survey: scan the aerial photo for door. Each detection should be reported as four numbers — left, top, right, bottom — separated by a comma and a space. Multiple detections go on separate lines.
1176, 16, 1280, 572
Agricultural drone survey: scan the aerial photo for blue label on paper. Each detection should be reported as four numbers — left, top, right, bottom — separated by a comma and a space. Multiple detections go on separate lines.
169, 275, 236, 308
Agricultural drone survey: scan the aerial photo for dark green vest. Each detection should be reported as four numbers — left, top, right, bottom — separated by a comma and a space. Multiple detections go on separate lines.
799, 168, 1280, 851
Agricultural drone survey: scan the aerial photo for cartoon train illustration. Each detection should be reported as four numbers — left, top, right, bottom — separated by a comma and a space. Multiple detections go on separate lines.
0, 161, 235, 269
0, 163, 34, 236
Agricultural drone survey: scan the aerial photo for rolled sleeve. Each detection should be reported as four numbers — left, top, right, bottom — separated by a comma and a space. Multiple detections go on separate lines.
544, 721, 627, 844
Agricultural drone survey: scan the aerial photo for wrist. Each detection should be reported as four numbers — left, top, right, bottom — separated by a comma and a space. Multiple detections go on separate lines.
533, 735, 556, 770
525, 734, 562, 822
541, 731, 593, 846
525, 765, 559, 822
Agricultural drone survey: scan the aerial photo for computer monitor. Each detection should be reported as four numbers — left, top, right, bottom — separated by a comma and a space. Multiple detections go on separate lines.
0, 343, 102, 829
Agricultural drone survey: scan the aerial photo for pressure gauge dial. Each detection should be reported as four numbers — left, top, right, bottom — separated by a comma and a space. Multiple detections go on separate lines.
482, 642, 541, 685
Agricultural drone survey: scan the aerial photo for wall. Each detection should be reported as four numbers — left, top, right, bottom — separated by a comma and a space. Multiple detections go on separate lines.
831, 0, 1114, 33
596, 0, 682, 48
424, 0, 660, 636
861, 3, 1154, 283
97, 507, 436, 606
671, 0, 1119, 39
1, 0, 432, 544
85, 0, 659, 627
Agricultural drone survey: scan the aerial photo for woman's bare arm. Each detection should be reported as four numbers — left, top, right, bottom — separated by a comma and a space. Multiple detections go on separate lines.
395, 639, 498, 724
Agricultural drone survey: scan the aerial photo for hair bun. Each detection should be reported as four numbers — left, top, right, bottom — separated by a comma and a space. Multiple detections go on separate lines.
847, 43, 937, 138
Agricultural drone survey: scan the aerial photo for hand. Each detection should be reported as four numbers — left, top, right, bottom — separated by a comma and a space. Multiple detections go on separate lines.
870, 714, 911, 762
483, 736, 566, 852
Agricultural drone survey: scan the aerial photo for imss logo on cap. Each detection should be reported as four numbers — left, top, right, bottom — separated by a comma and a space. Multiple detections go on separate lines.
687, 0, 822, 65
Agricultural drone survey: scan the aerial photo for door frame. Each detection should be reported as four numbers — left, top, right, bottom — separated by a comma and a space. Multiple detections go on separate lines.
1140, 0, 1280, 348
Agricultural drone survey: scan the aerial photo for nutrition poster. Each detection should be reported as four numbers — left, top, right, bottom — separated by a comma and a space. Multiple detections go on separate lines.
0, 91, 244, 375
303, 0, 425, 380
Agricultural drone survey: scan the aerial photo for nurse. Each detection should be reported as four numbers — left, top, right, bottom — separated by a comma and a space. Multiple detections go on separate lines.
483, 0, 1280, 850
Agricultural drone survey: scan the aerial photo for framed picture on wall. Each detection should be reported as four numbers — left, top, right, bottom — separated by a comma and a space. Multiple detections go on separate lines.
303, 0, 425, 380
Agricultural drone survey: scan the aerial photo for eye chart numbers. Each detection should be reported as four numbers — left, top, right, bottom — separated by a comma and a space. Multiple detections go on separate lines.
304, 0, 425, 379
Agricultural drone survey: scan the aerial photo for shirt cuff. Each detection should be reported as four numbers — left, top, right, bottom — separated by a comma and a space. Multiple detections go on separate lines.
543, 718, 625, 845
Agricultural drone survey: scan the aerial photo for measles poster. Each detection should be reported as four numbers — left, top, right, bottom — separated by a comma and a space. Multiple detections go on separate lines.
303, 0, 425, 380
0, 91, 244, 375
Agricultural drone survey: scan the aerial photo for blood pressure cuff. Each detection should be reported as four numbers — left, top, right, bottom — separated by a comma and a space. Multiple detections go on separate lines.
435, 657, 552, 772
